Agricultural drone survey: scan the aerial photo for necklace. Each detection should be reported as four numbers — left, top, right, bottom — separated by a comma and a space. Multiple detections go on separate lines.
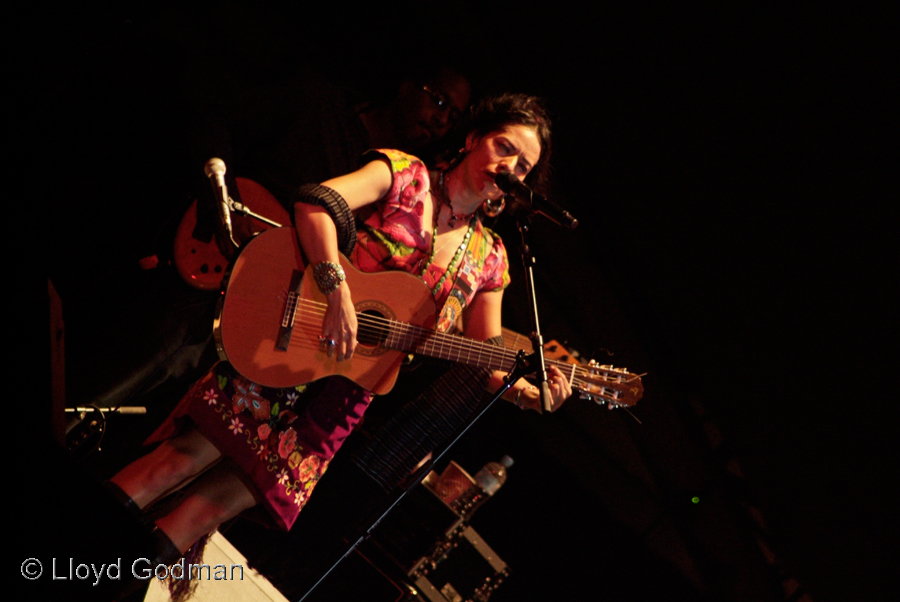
422, 176, 476, 298
423, 170, 477, 297
432, 171, 476, 227
422, 215, 475, 297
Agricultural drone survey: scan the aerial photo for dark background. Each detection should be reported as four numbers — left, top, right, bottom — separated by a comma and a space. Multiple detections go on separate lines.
22, 3, 892, 601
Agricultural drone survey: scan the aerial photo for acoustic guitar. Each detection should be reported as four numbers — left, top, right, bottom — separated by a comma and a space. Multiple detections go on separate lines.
214, 227, 643, 408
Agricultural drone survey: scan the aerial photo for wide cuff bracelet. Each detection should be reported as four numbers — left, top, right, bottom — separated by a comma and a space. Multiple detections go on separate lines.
313, 261, 346, 296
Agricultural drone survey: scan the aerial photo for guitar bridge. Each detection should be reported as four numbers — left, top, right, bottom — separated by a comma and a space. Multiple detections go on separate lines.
276, 269, 304, 351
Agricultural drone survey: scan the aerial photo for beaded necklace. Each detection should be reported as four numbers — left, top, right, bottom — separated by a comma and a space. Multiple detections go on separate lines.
424, 171, 476, 298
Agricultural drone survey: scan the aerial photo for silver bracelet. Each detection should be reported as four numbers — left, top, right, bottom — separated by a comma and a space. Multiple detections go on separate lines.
515, 387, 524, 409
312, 261, 345, 295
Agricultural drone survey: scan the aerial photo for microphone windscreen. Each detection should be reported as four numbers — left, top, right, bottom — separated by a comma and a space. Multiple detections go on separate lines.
204, 157, 227, 178
493, 170, 518, 193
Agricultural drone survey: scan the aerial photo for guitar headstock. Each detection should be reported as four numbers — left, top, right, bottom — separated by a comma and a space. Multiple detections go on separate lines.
542, 339, 643, 409
502, 332, 645, 410
574, 361, 644, 409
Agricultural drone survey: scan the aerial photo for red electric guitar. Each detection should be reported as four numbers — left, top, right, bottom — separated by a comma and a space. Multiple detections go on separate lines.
173, 177, 290, 290
214, 227, 643, 408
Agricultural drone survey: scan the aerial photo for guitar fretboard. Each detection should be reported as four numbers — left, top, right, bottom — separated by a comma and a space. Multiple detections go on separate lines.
289, 295, 641, 407
384, 323, 518, 373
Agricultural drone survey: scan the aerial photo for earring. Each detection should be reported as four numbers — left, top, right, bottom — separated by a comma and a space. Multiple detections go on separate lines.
444, 148, 467, 172
482, 197, 505, 217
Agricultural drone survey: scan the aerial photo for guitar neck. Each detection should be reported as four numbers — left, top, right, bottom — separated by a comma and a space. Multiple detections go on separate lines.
382, 320, 580, 376
385, 324, 518, 373
377, 318, 642, 408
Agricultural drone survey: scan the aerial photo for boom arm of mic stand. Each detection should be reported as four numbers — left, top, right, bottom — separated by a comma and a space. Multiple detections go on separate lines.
297, 352, 535, 602
228, 198, 283, 228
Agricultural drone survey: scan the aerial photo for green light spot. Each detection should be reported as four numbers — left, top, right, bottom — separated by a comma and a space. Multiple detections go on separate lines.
691, 496, 700, 504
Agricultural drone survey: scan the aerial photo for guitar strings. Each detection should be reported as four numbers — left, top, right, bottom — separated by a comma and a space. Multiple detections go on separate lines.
292, 298, 531, 372
289, 297, 634, 385
291, 304, 494, 361
286, 297, 641, 401
291, 300, 633, 401
289, 296, 500, 359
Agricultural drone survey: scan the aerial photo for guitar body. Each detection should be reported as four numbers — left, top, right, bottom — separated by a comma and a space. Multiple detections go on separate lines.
214, 227, 437, 393
174, 177, 290, 291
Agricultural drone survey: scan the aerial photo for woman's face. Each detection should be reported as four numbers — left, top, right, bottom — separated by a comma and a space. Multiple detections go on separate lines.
462, 124, 542, 200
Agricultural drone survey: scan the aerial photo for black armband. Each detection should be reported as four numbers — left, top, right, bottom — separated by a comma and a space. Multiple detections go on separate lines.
293, 184, 357, 257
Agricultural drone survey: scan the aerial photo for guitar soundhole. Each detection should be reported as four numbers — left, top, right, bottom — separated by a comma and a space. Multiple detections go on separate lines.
357, 309, 388, 348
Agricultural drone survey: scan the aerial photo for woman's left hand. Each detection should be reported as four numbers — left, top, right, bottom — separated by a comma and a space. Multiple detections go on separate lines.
509, 365, 573, 412
545, 365, 573, 412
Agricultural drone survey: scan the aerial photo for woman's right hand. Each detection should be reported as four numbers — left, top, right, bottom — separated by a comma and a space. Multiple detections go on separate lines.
295, 159, 393, 363
321, 280, 357, 362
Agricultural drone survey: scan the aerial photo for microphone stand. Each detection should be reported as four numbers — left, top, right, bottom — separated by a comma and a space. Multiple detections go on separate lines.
513, 211, 554, 412
493, 171, 574, 409
229, 198, 283, 228
220, 193, 285, 252
298, 352, 537, 602
298, 193, 562, 599
202, 158, 283, 258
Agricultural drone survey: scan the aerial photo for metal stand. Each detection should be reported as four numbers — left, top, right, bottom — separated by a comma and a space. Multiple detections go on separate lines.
298, 351, 539, 601
299, 188, 571, 599
513, 212, 554, 412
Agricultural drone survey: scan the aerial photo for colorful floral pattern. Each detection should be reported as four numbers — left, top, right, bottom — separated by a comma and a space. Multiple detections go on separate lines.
197, 367, 333, 517
146, 363, 373, 530
352, 150, 510, 315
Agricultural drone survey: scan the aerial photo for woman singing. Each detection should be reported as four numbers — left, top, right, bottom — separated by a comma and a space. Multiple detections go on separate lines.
107, 93, 572, 581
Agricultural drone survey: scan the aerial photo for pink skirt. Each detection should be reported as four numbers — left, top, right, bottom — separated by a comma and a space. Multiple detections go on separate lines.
146, 362, 373, 530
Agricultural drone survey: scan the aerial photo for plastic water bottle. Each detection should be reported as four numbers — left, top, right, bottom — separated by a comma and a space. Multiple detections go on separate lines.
474, 455, 514, 496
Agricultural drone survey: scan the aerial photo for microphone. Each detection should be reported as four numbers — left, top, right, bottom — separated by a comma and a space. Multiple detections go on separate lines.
204, 157, 235, 244
493, 171, 578, 229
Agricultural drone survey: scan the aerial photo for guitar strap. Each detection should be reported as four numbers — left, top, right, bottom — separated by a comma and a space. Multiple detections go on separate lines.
434, 228, 476, 334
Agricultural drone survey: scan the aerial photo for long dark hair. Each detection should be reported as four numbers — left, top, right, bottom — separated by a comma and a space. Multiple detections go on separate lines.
469, 93, 552, 194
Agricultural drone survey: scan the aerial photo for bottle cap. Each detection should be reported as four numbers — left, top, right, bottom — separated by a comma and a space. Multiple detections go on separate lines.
500, 455, 514, 468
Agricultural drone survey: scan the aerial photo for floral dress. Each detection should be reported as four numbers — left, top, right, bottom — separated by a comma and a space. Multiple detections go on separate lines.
146, 150, 509, 530
352, 149, 510, 329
